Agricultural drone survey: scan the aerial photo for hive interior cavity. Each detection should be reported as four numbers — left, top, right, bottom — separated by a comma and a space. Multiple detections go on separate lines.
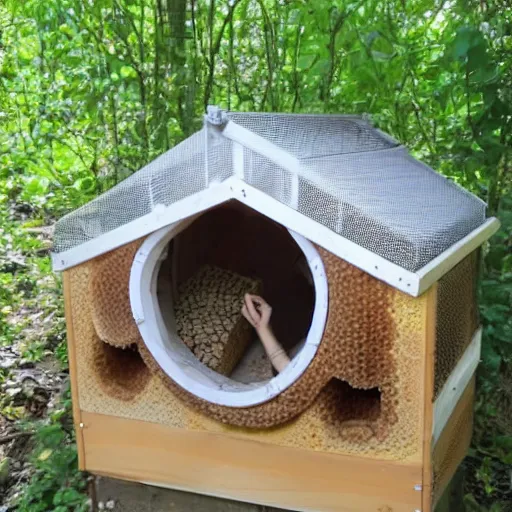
131, 201, 328, 407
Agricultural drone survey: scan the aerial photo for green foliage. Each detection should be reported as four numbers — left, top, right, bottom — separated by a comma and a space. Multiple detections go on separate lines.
0, 203, 67, 364
0, 0, 510, 509
15, 391, 88, 512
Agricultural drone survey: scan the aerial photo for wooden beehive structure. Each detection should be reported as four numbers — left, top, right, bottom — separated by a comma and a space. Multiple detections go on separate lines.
53, 109, 500, 512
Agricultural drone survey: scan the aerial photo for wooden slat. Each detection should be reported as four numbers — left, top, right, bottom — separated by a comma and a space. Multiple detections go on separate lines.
432, 377, 475, 506
62, 271, 86, 470
421, 284, 438, 512
433, 328, 481, 444
81, 411, 423, 512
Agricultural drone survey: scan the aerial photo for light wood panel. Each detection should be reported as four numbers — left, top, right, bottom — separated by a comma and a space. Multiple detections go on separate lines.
81, 411, 423, 512
420, 284, 438, 511
432, 377, 475, 506
63, 270, 86, 470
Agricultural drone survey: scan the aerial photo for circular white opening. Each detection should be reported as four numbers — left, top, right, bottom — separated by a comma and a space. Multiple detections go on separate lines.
130, 204, 328, 407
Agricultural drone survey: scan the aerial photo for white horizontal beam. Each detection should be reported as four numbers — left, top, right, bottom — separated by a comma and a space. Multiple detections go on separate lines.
221, 120, 300, 175
51, 183, 233, 271
226, 177, 421, 295
416, 218, 500, 295
432, 328, 482, 445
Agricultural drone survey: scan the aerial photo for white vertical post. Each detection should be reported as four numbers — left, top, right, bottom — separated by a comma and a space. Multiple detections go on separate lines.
232, 142, 244, 179
203, 119, 210, 187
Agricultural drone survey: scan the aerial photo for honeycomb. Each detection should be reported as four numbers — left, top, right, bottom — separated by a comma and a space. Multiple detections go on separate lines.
434, 251, 479, 398
315, 378, 382, 443
68, 237, 427, 460
174, 265, 261, 375
90, 335, 151, 401
89, 239, 144, 348
138, 247, 398, 433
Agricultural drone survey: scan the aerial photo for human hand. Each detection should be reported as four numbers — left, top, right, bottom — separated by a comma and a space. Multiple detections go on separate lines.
241, 294, 272, 333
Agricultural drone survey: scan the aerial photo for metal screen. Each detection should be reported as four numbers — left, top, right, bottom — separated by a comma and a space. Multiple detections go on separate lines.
53, 109, 487, 273
434, 251, 479, 398
53, 130, 207, 253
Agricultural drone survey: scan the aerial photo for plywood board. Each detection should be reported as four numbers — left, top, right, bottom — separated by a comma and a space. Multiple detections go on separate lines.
432, 377, 475, 506
81, 411, 423, 512
421, 284, 437, 512
63, 270, 85, 470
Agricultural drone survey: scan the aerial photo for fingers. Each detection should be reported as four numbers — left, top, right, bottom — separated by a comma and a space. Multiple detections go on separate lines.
246, 294, 267, 308
247, 294, 271, 318
241, 304, 256, 327
244, 293, 272, 330
245, 293, 261, 323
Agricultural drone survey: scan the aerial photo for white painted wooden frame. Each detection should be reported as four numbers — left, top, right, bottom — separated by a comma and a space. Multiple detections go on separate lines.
432, 328, 482, 445
52, 182, 233, 271
52, 174, 499, 297
129, 218, 328, 408
52, 107, 500, 295
222, 120, 300, 175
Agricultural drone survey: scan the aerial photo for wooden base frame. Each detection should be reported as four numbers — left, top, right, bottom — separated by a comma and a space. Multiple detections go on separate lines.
80, 411, 423, 512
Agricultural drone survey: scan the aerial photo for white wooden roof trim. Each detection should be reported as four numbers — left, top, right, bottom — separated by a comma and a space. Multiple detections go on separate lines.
221, 119, 300, 174
51, 175, 498, 297
416, 218, 500, 294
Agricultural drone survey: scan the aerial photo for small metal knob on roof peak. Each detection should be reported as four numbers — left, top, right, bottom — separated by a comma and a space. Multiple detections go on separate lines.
206, 105, 227, 126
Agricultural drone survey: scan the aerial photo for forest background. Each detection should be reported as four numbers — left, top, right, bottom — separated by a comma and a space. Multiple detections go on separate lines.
0, 0, 510, 510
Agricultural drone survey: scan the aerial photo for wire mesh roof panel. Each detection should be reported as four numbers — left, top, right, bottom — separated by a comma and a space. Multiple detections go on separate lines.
226, 111, 397, 158
53, 130, 210, 253
297, 147, 485, 271
53, 109, 487, 276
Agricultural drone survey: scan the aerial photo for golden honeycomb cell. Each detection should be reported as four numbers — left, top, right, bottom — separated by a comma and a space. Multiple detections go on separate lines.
89, 239, 144, 348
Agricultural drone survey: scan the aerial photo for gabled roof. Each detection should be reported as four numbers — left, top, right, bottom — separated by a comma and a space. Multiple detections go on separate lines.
52, 107, 499, 296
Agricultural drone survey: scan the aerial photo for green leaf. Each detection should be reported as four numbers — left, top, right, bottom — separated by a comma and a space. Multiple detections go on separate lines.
471, 65, 499, 85
297, 54, 317, 70
24, 177, 50, 197
452, 30, 472, 59
450, 26, 486, 61
72, 177, 96, 193
311, 58, 330, 75
120, 65, 137, 79
481, 341, 501, 373
371, 50, 395, 61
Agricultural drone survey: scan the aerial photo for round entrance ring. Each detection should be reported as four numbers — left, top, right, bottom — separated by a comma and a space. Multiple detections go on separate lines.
129, 210, 328, 408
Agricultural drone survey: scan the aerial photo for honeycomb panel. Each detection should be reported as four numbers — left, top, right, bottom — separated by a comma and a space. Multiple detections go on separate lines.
139, 248, 397, 429
68, 239, 428, 461
91, 338, 151, 401
434, 251, 479, 398
89, 239, 144, 348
